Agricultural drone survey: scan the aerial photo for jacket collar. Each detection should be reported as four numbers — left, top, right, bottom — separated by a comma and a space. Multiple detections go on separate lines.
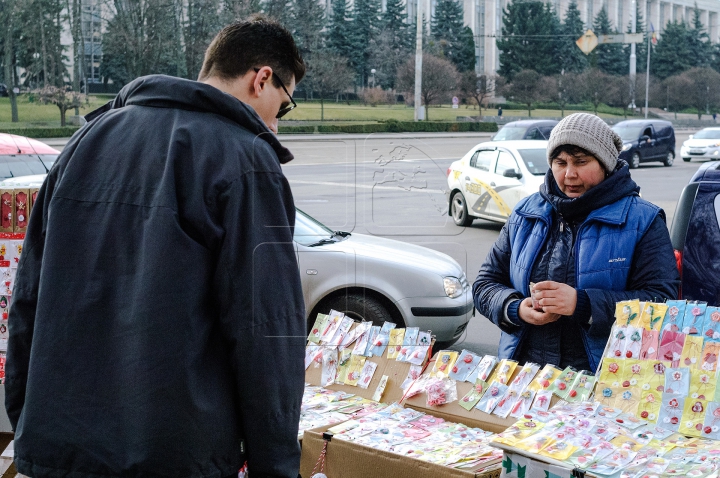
519, 193, 633, 226
85, 75, 294, 164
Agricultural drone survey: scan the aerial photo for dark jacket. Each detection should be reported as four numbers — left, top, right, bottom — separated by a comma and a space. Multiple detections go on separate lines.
5, 75, 306, 478
473, 162, 679, 372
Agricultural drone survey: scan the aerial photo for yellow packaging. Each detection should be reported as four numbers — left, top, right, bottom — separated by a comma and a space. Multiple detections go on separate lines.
487, 359, 518, 385
615, 299, 641, 326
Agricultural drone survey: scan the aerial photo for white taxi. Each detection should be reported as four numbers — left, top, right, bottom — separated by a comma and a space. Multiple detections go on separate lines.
446, 140, 549, 225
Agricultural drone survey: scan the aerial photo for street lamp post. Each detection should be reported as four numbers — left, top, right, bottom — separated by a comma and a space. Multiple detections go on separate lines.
371, 69, 376, 88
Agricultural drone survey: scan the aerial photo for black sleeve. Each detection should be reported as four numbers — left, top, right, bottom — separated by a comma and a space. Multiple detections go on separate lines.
473, 221, 525, 334
213, 170, 306, 478
584, 214, 680, 337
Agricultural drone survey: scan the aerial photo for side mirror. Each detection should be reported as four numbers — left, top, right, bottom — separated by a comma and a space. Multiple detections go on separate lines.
503, 168, 522, 179
640, 135, 650, 142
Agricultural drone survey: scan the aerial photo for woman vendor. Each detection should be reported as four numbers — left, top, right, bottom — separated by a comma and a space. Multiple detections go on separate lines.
473, 113, 680, 372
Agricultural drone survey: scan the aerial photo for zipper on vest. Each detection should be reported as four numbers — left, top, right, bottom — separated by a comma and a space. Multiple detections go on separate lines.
560, 221, 563, 232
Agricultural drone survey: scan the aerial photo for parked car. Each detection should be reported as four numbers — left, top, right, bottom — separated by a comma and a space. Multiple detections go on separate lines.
0, 174, 474, 347
0, 133, 59, 178
669, 160, 720, 303
680, 127, 720, 162
612, 119, 676, 168
0, 84, 7, 97
446, 140, 548, 225
492, 120, 558, 141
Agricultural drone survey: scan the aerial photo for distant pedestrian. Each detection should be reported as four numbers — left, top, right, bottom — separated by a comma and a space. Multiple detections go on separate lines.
713, 112, 717, 122
6, 16, 307, 478
498, 106, 503, 117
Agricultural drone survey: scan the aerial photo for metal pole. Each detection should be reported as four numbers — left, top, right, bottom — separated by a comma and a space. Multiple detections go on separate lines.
629, 0, 637, 112
413, 0, 423, 121
644, 30, 650, 118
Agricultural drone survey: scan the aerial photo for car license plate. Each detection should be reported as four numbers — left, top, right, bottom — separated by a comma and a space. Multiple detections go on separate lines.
690, 149, 704, 154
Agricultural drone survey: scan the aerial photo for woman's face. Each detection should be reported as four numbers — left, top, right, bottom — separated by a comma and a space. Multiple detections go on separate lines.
551, 150, 606, 198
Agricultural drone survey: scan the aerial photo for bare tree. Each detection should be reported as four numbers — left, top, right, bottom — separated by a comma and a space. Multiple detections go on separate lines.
303, 53, 354, 121
607, 75, 633, 119
396, 54, 459, 121
1, 0, 19, 122
682, 67, 720, 120
576, 68, 611, 115
503, 69, 544, 117
459, 72, 496, 116
38, 86, 85, 126
662, 74, 693, 119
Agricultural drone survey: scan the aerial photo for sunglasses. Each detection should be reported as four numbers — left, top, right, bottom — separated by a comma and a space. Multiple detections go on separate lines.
254, 68, 297, 119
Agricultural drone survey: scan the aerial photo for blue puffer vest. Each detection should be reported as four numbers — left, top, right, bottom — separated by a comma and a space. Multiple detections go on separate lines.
499, 192, 661, 371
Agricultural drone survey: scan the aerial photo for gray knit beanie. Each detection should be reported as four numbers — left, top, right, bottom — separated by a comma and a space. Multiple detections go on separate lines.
547, 113, 623, 172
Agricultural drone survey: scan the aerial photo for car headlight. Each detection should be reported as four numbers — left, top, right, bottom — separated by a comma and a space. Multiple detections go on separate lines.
443, 277, 463, 298
621, 143, 632, 151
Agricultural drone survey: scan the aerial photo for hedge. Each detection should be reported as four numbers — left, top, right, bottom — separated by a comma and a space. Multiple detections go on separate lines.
0, 127, 80, 138
3, 121, 497, 138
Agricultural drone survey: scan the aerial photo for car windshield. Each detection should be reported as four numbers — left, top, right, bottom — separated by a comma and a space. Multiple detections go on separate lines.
612, 125, 644, 141
0, 155, 53, 179
294, 208, 336, 246
494, 127, 527, 141
693, 129, 720, 140
517, 149, 549, 176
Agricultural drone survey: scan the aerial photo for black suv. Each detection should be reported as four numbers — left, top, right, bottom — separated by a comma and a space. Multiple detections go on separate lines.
670, 161, 720, 302
0, 84, 7, 97
612, 119, 676, 168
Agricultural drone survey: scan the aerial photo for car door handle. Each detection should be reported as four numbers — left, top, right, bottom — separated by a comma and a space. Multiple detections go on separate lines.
490, 182, 496, 187
465, 176, 471, 181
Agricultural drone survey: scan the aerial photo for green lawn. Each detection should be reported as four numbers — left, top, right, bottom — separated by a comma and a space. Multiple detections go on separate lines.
0, 94, 624, 126
0, 95, 109, 127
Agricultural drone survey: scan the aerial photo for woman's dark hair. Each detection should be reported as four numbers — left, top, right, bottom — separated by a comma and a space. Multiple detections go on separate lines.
550, 144, 596, 162
198, 16, 305, 87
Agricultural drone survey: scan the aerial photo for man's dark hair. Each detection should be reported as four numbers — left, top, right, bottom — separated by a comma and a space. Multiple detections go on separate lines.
199, 16, 305, 87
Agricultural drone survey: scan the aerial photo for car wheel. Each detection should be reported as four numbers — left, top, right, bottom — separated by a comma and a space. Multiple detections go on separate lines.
629, 152, 641, 169
450, 191, 473, 227
663, 150, 675, 167
322, 293, 398, 327
683, 157, 692, 162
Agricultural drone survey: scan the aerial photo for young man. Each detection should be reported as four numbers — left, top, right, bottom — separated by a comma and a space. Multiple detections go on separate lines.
6, 17, 306, 478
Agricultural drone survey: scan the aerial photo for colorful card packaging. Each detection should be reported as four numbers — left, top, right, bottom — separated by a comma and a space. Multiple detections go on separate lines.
566, 370, 596, 402
615, 300, 640, 326
471, 355, 498, 383
448, 350, 481, 382
0, 190, 13, 233
509, 389, 536, 418
702, 306, 720, 342
658, 330, 685, 367
459, 380, 487, 411
529, 363, 563, 392
432, 350, 459, 378
13, 189, 29, 233
680, 334, 704, 368
335, 348, 353, 384
645, 360, 669, 393
638, 389, 662, 422
304, 345, 322, 370
405, 331, 432, 365
664, 367, 690, 395
701, 341, 720, 372
640, 328, 660, 360
657, 395, 684, 431
475, 381, 507, 413
385, 328, 405, 359
362, 326, 381, 356
486, 358, 517, 385
493, 387, 521, 418
368, 321, 396, 356
357, 360, 378, 389
320, 310, 345, 343
614, 386, 640, 415
395, 327, 419, 362
661, 300, 687, 333
352, 324, 374, 356
531, 390, 553, 411
329, 316, 355, 346
549, 367, 577, 399
701, 401, 720, 440
681, 301, 707, 336
678, 398, 707, 437
321, 347, 339, 387
689, 369, 717, 400
307, 313, 328, 344
509, 362, 540, 391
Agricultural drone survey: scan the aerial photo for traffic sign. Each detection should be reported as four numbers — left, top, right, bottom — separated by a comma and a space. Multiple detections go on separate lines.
576, 29, 598, 54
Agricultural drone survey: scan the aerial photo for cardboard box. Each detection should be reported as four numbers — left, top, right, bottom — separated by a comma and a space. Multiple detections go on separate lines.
300, 423, 502, 478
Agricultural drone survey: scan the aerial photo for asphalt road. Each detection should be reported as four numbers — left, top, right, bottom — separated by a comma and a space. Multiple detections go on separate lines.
46, 129, 704, 356
279, 130, 701, 356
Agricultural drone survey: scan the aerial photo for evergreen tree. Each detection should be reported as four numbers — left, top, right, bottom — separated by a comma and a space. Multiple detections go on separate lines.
652, 21, 693, 79
497, 0, 560, 79
348, 0, 382, 86
382, 0, 412, 50
558, 0, 588, 73
325, 0, 353, 60
688, 5, 712, 68
292, 0, 326, 59
430, 0, 473, 71
592, 6, 625, 75
262, 0, 293, 26
369, 0, 413, 89
184, 0, 222, 80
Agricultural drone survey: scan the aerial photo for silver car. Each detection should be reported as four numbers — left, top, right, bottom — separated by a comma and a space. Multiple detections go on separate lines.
294, 209, 472, 346
0, 175, 474, 347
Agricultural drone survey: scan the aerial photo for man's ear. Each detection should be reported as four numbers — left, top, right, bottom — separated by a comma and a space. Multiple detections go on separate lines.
251, 66, 273, 98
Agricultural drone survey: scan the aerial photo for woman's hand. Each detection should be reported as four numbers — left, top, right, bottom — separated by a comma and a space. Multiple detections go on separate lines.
532, 281, 577, 316
517, 298, 561, 325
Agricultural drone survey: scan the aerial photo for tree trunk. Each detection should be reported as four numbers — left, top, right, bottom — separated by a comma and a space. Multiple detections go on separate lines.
60, 106, 66, 127
321, 96, 324, 121
527, 104, 531, 117
3, 9, 18, 123
41, 15, 49, 87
